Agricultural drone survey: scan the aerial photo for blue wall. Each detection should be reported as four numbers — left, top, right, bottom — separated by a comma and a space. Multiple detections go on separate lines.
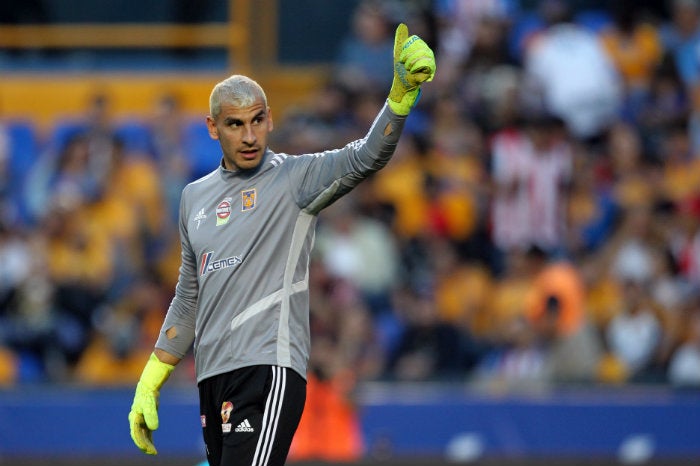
1, 384, 699, 462
359, 384, 700, 460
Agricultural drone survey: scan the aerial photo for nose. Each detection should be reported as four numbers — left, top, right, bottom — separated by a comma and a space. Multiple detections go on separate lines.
242, 124, 256, 145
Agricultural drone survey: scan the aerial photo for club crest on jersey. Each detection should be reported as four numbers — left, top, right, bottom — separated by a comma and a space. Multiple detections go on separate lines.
216, 198, 233, 226
200, 251, 242, 276
241, 188, 256, 212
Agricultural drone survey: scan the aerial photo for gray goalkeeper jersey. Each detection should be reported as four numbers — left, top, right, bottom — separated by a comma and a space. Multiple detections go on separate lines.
155, 104, 406, 382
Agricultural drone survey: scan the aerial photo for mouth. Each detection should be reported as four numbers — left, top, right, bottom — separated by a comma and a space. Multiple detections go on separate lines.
239, 148, 259, 160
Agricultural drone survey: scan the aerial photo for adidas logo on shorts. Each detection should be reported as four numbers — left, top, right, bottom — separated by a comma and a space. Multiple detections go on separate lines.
235, 419, 254, 433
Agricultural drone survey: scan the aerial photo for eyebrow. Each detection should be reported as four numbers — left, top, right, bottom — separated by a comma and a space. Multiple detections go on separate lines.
223, 110, 266, 126
224, 117, 243, 126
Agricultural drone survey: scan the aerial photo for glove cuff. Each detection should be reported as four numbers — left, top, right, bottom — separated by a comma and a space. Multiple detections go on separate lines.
138, 352, 175, 392
387, 88, 421, 116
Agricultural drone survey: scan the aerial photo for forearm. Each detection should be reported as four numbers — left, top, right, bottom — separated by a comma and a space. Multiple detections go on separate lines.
155, 308, 196, 360
356, 103, 406, 171
153, 348, 181, 366
155, 285, 197, 359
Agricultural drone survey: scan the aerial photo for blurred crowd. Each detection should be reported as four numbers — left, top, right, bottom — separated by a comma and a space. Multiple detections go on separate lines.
1, 0, 700, 392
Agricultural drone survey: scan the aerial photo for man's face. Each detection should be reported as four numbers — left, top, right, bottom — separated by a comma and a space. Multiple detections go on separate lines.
206, 97, 273, 171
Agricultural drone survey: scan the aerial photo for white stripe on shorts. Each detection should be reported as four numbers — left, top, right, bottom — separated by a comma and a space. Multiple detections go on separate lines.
251, 366, 287, 466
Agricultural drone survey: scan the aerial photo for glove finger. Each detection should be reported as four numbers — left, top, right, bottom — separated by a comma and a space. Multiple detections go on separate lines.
401, 38, 435, 81
401, 38, 433, 64
404, 54, 434, 74
129, 412, 158, 455
136, 425, 158, 455
141, 400, 160, 431
409, 62, 436, 84
408, 71, 432, 86
394, 23, 408, 64
141, 427, 158, 455
399, 35, 424, 61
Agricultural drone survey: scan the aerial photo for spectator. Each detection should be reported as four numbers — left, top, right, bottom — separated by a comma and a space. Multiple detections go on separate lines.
80, 93, 119, 189
657, 121, 700, 204
42, 191, 113, 371
435, 0, 516, 85
372, 132, 431, 239
74, 276, 173, 385
386, 284, 466, 381
489, 113, 573, 257
25, 134, 102, 223
598, 1, 664, 122
520, 0, 624, 140
565, 151, 619, 257
334, 0, 395, 92
605, 279, 663, 381
658, 0, 700, 155
444, 8, 519, 132
667, 306, 700, 387
605, 121, 658, 210
659, 0, 700, 88
425, 94, 490, 250
432, 240, 494, 337
667, 197, 700, 286
315, 199, 400, 316
270, 80, 356, 154
149, 93, 192, 225
0, 224, 55, 381
637, 60, 690, 157
486, 248, 536, 342
472, 314, 549, 391
0, 122, 29, 226
89, 137, 168, 293
606, 204, 666, 286
523, 246, 602, 383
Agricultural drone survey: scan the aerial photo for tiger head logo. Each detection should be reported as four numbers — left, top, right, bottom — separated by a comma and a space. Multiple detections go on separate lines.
221, 401, 234, 424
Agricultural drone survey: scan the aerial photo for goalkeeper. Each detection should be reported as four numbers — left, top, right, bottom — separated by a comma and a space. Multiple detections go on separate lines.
128, 23, 435, 466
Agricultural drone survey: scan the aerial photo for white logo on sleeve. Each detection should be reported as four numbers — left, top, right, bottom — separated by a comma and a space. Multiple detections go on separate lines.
194, 208, 207, 229
235, 419, 254, 433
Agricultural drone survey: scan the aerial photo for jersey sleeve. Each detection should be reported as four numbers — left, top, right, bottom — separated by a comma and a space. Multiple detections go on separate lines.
286, 103, 406, 214
155, 186, 198, 359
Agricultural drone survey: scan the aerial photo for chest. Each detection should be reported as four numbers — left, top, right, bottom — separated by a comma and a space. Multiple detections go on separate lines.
185, 178, 292, 257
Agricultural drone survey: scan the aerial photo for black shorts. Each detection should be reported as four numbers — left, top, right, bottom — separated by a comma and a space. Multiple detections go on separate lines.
198, 365, 306, 466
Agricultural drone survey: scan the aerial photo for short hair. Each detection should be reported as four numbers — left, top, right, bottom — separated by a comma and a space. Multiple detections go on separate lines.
209, 75, 268, 119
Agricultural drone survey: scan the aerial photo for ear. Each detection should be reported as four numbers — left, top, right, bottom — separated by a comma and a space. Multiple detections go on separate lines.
267, 107, 274, 132
206, 116, 219, 140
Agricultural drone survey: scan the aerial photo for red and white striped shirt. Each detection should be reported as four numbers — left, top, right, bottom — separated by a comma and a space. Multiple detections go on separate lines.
490, 128, 572, 251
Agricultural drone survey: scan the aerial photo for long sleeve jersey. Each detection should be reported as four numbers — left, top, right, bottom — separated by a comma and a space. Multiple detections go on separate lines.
155, 104, 406, 382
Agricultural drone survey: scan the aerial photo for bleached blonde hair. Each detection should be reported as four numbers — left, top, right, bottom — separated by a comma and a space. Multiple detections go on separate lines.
209, 75, 268, 118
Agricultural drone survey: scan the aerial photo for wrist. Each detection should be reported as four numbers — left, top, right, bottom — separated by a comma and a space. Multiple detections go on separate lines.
138, 352, 175, 391
387, 88, 421, 116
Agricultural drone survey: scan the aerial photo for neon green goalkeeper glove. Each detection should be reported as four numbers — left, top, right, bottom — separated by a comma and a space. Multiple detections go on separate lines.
128, 352, 175, 455
387, 23, 436, 116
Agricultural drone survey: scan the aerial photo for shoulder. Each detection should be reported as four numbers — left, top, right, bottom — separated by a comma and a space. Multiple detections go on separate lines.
184, 168, 219, 193
267, 151, 291, 168
269, 149, 340, 169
